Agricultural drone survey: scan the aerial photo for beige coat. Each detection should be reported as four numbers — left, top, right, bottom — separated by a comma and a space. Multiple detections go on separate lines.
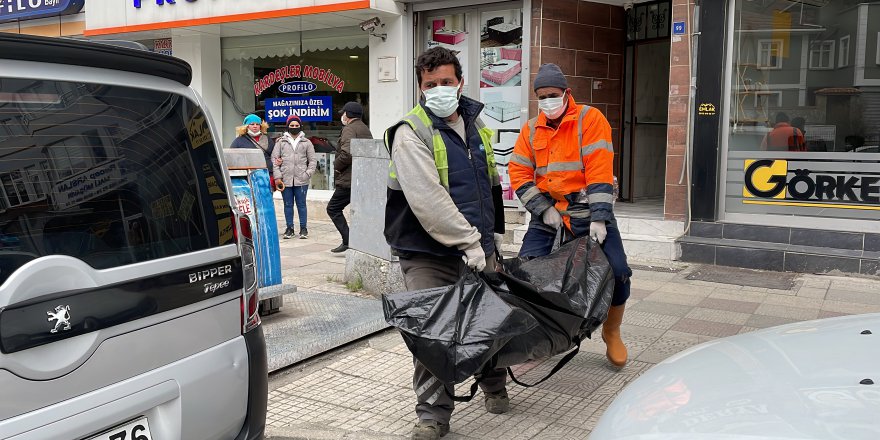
271, 132, 316, 187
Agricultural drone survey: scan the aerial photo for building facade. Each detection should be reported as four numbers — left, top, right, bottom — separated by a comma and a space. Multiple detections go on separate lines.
682, 0, 880, 276
0, 0, 85, 36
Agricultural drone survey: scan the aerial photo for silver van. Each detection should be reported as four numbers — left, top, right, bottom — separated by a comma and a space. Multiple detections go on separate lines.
0, 35, 267, 439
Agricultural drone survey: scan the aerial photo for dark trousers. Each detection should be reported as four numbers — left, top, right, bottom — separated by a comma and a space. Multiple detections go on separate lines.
399, 253, 506, 424
326, 187, 351, 244
281, 185, 308, 229
519, 219, 631, 306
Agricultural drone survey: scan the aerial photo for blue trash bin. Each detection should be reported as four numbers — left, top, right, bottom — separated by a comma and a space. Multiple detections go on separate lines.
225, 148, 295, 314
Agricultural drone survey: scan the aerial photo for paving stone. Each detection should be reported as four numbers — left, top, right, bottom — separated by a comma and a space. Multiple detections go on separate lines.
697, 297, 761, 314
762, 295, 825, 310
737, 326, 761, 334
708, 289, 768, 303
670, 318, 742, 338
620, 310, 681, 330
745, 314, 800, 329
818, 310, 852, 319
795, 286, 828, 300
820, 300, 880, 314
825, 289, 880, 306
685, 307, 751, 325
628, 301, 694, 317
643, 290, 707, 306
629, 288, 653, 301
801, 277, 832, 289
828, 279, 879, 293
629, 279, 667, 292
634, 330, 716, 364
754, 303, 820, 321
657, 282, 716, 296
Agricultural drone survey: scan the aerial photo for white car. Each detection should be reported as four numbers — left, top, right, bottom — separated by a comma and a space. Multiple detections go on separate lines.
590, 313, 880, 440
0, 34, 267, 440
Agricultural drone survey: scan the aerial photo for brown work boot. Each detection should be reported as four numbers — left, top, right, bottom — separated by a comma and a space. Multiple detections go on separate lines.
484, 389, 510, 414
602, 304, 628, 368
411, 420, 449, 440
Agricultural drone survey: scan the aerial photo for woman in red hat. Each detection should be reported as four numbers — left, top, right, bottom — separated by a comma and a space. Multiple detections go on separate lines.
272, 115, 316, 239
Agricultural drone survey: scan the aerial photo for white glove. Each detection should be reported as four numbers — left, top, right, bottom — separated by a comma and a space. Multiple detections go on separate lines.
462, 246, 487, 271
541, 207, 563, 229
494, 233, 504, 252
590, 221, 607, 244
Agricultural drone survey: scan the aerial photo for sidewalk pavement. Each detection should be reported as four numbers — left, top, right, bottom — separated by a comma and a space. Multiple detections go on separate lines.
265, 203, 880, 439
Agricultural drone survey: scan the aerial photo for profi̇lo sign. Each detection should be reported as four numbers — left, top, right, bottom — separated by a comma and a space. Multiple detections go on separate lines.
743, 159, 880, 210
0, 0, 84, 23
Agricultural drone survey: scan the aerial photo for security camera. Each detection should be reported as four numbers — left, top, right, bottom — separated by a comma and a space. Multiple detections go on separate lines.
359, 17, 386, 41
359, 17, 382, 32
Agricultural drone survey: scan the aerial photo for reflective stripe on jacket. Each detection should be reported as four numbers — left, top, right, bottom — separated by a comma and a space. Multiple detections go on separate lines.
508, 94, 615, 235
383, 98, 504, 257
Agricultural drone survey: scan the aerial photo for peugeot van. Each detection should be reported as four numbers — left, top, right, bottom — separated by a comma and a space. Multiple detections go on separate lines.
0, 35, 267, 439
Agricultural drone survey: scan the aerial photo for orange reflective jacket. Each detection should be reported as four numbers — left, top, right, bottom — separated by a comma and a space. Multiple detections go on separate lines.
508, 94, 615, 233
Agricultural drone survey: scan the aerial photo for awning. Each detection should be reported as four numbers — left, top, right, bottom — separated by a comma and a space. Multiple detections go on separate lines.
221, 28, 368, 61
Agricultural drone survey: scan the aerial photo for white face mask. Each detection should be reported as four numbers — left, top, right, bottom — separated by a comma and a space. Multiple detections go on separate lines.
341, 114, 350, 126
248, 128, 261, 137
538, 92, 567, 119
423, 84, 461, 118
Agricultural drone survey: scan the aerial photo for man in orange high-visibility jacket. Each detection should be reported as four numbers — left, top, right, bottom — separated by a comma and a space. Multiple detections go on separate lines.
508, 63, 632, 368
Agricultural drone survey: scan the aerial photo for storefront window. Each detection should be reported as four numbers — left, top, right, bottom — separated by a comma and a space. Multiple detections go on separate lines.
220, 28, 368, 191
724, 0, 880, 225
421, 4, 525, 203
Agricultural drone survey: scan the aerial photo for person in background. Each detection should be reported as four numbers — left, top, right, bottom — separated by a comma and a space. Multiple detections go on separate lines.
272, 115, 316, 239
762, 112, 805, 152
385, 47, 506, 440
231, 114, 275, 179
508, 63, 632, 370
327, 101, 373, 253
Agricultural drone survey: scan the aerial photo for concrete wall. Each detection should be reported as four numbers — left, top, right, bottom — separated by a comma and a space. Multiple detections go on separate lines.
344, 138, 405, 295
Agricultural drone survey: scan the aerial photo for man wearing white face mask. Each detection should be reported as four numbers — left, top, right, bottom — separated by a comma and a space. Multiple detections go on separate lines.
508, 63, 633, 370
384, 47, 507, 440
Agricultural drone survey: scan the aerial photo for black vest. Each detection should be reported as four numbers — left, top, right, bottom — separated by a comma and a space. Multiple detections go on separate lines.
384, 98, 497, 257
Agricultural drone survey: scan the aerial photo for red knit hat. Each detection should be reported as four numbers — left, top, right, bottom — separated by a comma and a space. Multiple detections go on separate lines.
286, 114, 302, 125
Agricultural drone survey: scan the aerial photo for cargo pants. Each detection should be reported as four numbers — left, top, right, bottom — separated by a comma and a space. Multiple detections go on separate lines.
398, 253, 508, 424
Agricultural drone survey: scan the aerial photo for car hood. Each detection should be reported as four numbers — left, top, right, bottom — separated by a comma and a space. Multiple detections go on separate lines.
590, 313, 880, 440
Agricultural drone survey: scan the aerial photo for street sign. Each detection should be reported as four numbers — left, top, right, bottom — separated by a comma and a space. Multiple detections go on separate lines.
673, 21, 686, 36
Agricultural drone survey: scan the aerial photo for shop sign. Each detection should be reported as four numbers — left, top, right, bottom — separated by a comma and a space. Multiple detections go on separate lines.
743, 159, 880, 210
254, 64, 345, 96
698, 103, 716, 116
0, 0, 84, 23
278, 81, 318, 95
264, 96, 333, 122
153, 38, 172, 56
52, 160, 124, 211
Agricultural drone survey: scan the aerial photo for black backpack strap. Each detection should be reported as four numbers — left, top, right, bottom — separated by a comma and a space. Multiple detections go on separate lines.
506, 340, 581, 388
444, 378, 483, 402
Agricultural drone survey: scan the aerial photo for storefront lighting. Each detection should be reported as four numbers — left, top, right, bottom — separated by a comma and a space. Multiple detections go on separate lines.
350, 55, 359, 59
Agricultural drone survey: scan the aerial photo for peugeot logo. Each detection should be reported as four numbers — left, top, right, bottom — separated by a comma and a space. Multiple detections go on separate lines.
47, 305, 72, 334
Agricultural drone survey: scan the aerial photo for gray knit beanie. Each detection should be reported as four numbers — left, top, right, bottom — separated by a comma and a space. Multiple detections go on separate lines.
533, 63, 568, 91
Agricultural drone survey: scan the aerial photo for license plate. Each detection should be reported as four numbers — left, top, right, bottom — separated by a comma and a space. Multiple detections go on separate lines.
88, 417, 153, 440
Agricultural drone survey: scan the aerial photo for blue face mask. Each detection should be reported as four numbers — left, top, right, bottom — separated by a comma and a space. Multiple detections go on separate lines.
423, 84, 461, 117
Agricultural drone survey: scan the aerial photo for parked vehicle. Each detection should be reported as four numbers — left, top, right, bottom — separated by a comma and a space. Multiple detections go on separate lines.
0, 35, 267, 440
590, 313, 880, 440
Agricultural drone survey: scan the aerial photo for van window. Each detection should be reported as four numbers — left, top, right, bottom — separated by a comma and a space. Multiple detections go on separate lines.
0, 79, 234, 283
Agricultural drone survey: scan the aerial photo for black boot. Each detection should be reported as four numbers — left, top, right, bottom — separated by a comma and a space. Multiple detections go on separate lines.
331, 243, 348, 253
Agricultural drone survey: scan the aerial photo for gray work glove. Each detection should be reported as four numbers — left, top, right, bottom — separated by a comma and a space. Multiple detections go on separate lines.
541, 207, 563, 229
462, 246, 487, 271
590, 221, 607, 244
